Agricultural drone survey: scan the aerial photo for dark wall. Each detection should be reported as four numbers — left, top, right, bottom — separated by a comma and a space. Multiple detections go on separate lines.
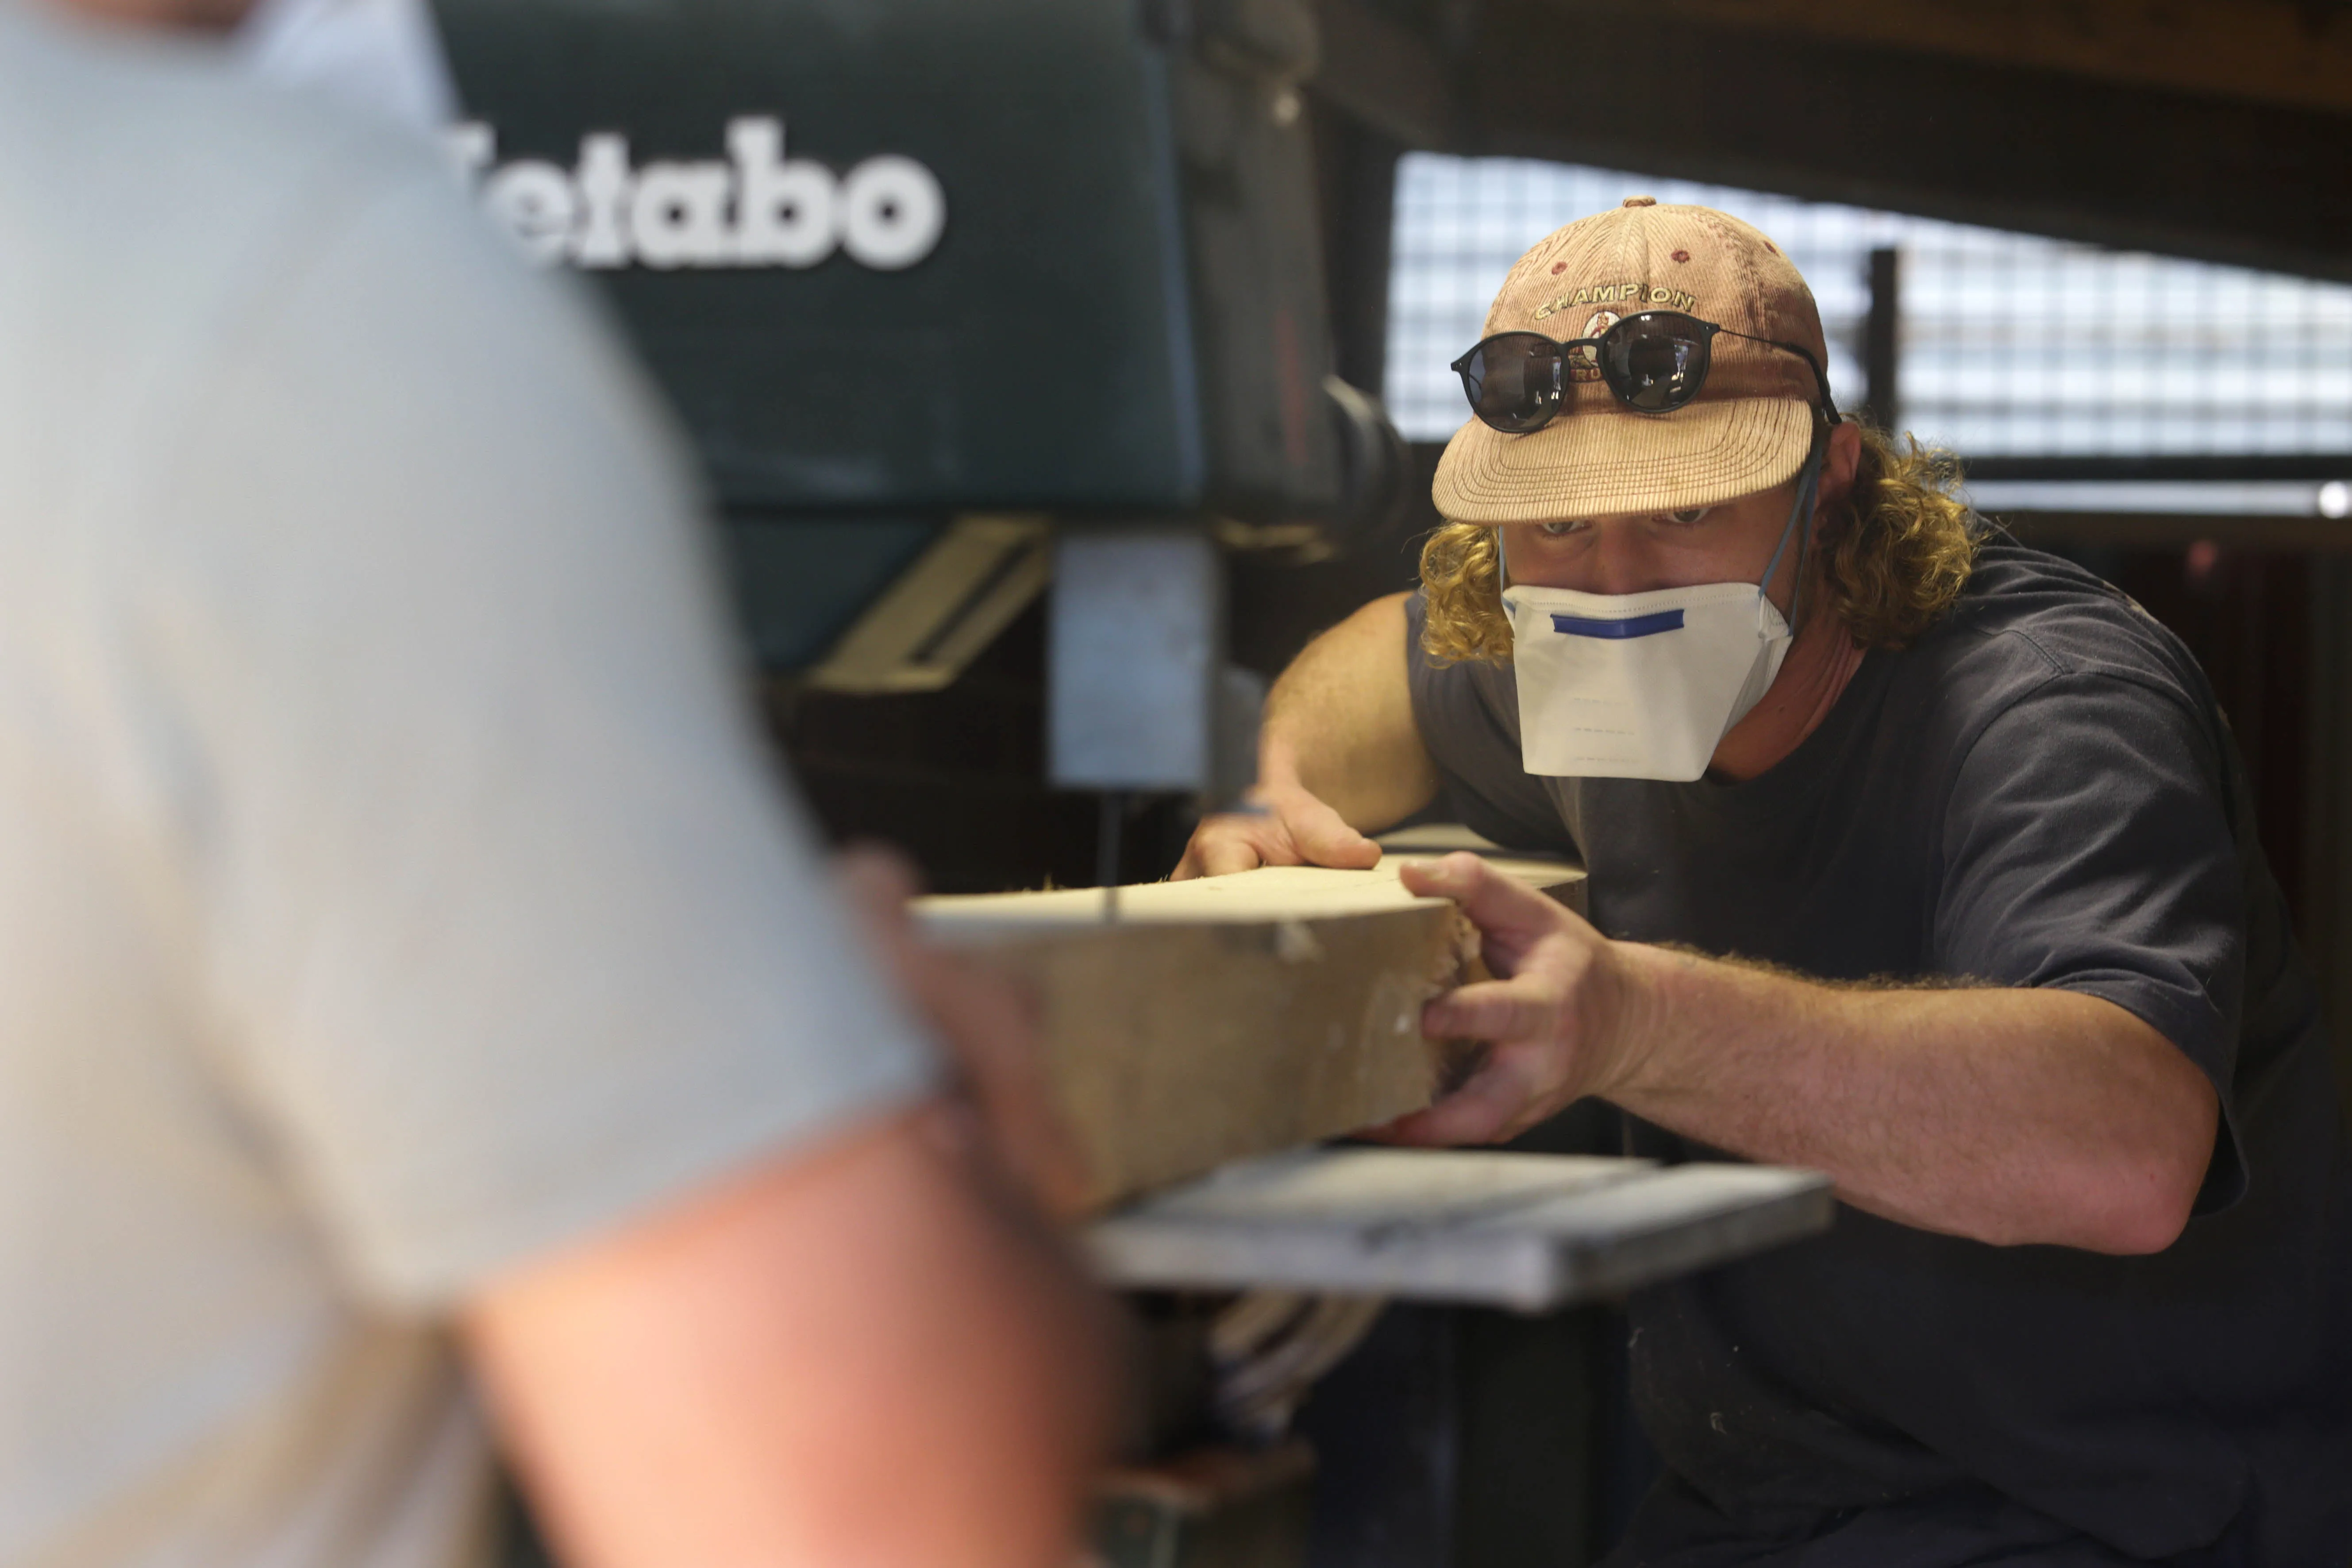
1313, 0, 2352, 286
766, 605, 1197, 894
767, 477, 1438, 894
2083, 545, 2314, 919
2021, 533, 2352, 1121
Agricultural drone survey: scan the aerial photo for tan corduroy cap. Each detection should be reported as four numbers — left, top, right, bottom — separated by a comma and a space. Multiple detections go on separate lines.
1431, 198, 1832, 524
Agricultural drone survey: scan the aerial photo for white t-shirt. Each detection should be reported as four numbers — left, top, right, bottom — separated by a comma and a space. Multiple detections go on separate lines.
0, 7, 938, 1565
233, 0, 458, 135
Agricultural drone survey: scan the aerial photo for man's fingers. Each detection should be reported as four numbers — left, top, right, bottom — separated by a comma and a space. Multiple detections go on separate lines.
1200, 827, 1298, 878
1399, 851, 1578, 942
921, 956, 1089, 1217
1198, 840, 1268, 877
896, 941, 1093, 1217
1174, 787, 1379, 880
1369, 1050, 1549, 1146
1421, 979, 1559, 1045
1170, 830, 1222, 881
828, 845, 1089, 1212
1174, 817, 1286, 880
835, 842, 924, 931
1286, 794, 1382, 871
918, 947, 1042, 1053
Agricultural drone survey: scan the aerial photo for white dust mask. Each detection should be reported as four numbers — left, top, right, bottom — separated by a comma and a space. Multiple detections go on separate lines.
1499, 447, 1823, 782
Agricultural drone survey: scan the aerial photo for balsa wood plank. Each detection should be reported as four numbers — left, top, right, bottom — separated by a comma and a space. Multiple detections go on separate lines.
916, 838, 1584, 1210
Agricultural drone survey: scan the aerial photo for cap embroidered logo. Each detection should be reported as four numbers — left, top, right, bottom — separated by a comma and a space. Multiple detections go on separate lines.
1567, 309, 1622, 382
1533, 281, 1701, 321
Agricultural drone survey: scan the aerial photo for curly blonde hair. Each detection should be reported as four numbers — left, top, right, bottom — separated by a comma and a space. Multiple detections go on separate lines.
1419, 424, 1980, 665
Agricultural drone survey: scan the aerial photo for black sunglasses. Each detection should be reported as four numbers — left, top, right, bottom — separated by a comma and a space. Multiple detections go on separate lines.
1450, 310, 1834, 432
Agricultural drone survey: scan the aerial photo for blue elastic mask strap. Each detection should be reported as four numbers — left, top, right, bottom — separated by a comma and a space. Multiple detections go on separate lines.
1495, 528, 1509, 590
1759, 431, 1828, 626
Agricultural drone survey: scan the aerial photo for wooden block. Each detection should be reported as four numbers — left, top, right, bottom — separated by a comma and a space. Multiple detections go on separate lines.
916, 843, 1585, 1210
1372, 825, 1588, 915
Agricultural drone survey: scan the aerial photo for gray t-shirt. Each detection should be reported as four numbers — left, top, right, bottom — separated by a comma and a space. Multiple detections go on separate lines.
0, 8, 935, 1565
1405, 541, 2352, 1564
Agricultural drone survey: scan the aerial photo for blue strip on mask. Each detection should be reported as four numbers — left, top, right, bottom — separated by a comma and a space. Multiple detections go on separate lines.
1549, 609, 1686, 638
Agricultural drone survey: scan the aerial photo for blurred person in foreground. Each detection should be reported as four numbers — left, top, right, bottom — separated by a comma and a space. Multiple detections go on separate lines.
0, 0, 1111, 1564
1179, 200, 2352, 1563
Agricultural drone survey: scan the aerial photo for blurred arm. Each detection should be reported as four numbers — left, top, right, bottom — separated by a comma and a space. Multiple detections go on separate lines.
462, 1108, 1114, 1568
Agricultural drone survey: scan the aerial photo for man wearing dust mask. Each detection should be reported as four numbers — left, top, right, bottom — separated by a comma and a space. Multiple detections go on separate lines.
1180, 198, 2352, 1564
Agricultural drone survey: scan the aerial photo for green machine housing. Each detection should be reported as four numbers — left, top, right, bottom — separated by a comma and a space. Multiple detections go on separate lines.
433, 0, 1381, 711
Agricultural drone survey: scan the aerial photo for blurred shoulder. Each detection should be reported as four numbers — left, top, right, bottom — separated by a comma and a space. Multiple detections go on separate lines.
0, 4, 498, 384
0, 3, 447, 235
0, 6, 642, 560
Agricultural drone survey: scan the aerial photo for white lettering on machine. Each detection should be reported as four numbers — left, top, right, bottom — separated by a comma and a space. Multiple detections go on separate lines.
449, 116, 947, 272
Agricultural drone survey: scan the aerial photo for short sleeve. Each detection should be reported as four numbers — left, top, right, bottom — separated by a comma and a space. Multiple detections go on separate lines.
1402, 591, 1574, 855
1933, 669, 2248, 1211
128, 165, 939, 1305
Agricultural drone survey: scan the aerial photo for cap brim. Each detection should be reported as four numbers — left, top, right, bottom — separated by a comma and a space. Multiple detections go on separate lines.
1431, 397, 1817, 524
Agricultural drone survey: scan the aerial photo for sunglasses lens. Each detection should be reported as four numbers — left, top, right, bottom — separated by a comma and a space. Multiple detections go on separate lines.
1601, 314, 1712, 412
1457, 335, 1565, 432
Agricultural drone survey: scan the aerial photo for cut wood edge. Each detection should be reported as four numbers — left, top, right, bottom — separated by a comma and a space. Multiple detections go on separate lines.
904, 838, 1586, 1209
914, 827, 1585, 936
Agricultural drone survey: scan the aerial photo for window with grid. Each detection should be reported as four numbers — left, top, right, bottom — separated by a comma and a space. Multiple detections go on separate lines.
1386, 153, 2352, 515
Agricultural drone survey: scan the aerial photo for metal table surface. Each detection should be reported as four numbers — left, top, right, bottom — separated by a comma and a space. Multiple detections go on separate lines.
1086, 1146, 1835, 1313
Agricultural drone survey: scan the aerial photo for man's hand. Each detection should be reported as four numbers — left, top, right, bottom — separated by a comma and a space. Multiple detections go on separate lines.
1374, 853, 1642, 1144
837, 844, 1091, 1217
1172, 782, 1384, 880
1171, 594, 1440, 879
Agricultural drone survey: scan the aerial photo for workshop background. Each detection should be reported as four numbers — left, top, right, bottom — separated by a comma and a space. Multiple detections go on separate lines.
760, 7, 2352, 1560
779, 0, 2352, 1104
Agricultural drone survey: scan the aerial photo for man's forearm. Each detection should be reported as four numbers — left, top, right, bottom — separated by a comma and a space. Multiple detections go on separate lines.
1261, 592, 1439, 831
1608, 944, 2219, 1254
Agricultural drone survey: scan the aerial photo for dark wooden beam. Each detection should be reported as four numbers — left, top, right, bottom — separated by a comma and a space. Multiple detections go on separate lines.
1309, 0, 1459, 149
1638, 0, 2352, 119
1311, 0, 2352, 285
1859, 246, 1900, 431
1311, 99, 1405, 398
2303, 560, 2352, 1125
1997, 512, 2352, 553
1459, 4, 2352, 283
1967, 457, 2352, 482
